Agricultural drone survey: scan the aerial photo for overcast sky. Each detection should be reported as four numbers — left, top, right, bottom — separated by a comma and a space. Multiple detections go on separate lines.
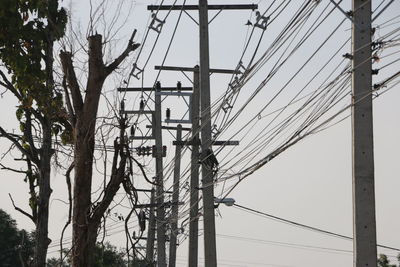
1, 1, 400, 266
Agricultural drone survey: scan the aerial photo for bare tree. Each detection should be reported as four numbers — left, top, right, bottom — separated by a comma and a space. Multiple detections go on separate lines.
60, 28, 140, 265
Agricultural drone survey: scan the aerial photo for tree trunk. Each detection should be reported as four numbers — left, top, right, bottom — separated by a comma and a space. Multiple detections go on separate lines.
71, 34, 106, 267
33, 33, 55, 267
34, 121, 52, 267
61, 33, 139, 267
71, 119, 98, 266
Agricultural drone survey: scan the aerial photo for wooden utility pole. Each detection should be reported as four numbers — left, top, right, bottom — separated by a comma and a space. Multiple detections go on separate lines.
154, 81, 166, 267
169, 125, 182, 267
351, 1, 377, 266
198, 1, 217, 266
189, 66, 200, 267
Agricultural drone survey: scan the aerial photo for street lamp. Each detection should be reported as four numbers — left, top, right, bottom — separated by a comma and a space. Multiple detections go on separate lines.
214, 197, 235, 207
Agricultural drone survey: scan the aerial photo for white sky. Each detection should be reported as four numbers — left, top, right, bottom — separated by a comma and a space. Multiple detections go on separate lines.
1, 1, 400, 266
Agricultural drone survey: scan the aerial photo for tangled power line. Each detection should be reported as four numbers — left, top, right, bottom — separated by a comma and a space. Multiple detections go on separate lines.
49, 0, 400, 262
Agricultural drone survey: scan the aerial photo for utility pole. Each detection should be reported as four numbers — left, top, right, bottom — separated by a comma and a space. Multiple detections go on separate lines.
351, 1, 377, 267
154, 81, 166, 267
120, 81, 193, 266
147, 11, 255, 263
152, 65, 201, 267
154, 65, 239, 267
189, 65, 200, 267
146, 188, 156, 264
168, 125, 182, 267
148, 0, 257, 259
198, 1, 218, 266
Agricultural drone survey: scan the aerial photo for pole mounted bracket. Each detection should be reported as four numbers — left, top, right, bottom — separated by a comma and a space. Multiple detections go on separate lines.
149, 13, 165, 33
130, 63, 143, 80
254, 11, 269, 30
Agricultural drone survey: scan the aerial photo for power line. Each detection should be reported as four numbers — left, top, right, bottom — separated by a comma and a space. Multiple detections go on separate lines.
216, 234, 353, 255
233, 203, 400, 252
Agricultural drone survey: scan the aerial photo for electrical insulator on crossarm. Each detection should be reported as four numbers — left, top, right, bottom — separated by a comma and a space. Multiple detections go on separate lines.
162, 146, 167, 157
132, 231, 136, 240
130, 125, 135, 137
166, 108, 171, 120
120, 99, 125, 112
138, 210, 146, 232
177, 81, 182, 92
136, 146, 152, 156
139, 99, 145, 110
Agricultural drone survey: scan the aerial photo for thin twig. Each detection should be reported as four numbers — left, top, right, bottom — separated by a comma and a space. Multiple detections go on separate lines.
0, 163, 27, 174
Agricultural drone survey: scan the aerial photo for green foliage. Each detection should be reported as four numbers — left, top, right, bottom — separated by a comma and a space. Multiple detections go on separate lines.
0, 1, 69, 265
378, 254, 400, 267
48, 242, 139, 267
46, 257, 69, 267
15, 108, 23, 121
0, 211, 146, 267
0, 209, 35, 267
0, 0, 68, 124
93, 242, 126, 267
60, 127, 73, 145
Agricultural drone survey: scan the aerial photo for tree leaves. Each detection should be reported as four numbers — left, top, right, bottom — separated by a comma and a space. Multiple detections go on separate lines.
0, 0, 67, 120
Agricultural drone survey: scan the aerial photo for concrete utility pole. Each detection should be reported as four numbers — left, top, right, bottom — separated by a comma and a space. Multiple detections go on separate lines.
120, 81, 194, 265
198, 1, 218, 266
189, 66, 200, 267
146, 188, 156, 264
154, 81, 166, 267
154, 65, 238, 267
169, 125, 182, 267
148, 4, 254, 265
351, 1, 377, 266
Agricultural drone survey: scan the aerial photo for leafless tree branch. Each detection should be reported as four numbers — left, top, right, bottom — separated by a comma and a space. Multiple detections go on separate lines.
90, 119, 127, 225
131, 156, 158, 186
8, 193, 35, 222
105, 30, 139, 76
60, 51, 84, 114
0, 163, 27, 174
0, 69, 22, 100
62, 74, 76, 125
0, 126, 38, 164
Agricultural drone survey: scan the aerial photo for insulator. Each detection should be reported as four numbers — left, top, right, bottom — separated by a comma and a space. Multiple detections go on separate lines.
166, 108, 171, 120
130, 125, 135, 136
138, 210, 146, 232
132, 231, 136, 240
177, 81, 182, 91
139, 99, 144, 110
162, 145, 167, 157
342, 53, 353, 60
120, 99, 125, 111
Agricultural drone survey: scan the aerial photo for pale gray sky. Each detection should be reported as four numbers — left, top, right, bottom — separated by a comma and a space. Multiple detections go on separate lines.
1, 1, 400, 267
